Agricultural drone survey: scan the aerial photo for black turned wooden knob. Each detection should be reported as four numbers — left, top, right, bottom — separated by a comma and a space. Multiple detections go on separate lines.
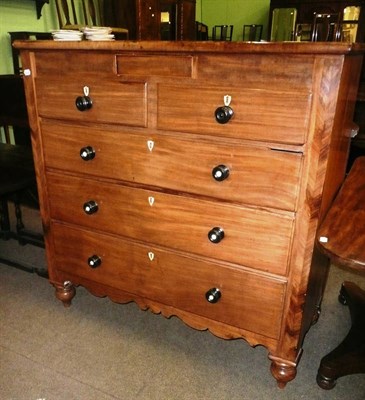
212, 165, 230, 181
80, 146, 95, 161
215, 106, 234, 124
88, 255, 102, 268
205, 288, 221, 303
208, 227, 224, 243
75, 95, 92, 111
83, 200, 98, 215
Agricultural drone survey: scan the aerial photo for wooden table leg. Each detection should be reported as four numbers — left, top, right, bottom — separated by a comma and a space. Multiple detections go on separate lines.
0, 198, 11, 240
316, 281, 365, 389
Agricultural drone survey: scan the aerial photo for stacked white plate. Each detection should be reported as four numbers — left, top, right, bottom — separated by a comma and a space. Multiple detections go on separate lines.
83, 27, 115, 41
51, 29, 83, 41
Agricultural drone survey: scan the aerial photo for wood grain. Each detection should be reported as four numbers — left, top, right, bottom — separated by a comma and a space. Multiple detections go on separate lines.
36, 78, 147, 127
52, 222, 286, 339
46, 171, 294, 275
317, 156, 365, 271
41, 120, 302, 211
157, 84, 311, 144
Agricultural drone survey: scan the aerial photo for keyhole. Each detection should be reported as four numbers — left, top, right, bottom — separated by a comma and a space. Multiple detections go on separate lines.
147, 140, 154, 152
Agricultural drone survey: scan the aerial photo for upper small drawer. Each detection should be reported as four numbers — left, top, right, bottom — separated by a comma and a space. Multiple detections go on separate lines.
34, 52, 147, 126
116, 54, 195, 77
35, 78, 147, 127
35, 52, 116, 76
34, 51, 195, 79
157, 84, 312, 145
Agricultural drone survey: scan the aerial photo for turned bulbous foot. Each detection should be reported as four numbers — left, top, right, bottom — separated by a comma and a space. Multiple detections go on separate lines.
54, 281, 76, 307
270, 358, 297, 388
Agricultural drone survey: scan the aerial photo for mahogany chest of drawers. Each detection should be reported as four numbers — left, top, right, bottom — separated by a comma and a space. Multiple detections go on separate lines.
16, 40, 364, 387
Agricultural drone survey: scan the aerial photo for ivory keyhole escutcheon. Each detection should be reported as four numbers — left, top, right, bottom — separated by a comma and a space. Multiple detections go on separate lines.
147, 140, 154, 152
148, 196, 155, 206
224, 94, 232, 106
148, 252, 155, 261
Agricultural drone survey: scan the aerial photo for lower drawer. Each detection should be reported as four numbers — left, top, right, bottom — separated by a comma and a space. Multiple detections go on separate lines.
46, 172, 294, 275
52, 222, 286, 339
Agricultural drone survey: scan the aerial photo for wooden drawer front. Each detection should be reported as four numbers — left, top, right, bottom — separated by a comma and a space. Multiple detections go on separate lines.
35, 52, 195, 79
157, 84, 311, 144
116, 55, 195, 77
197, 54, 314, 91
52, 223, 286, 339
35, 78, 147, 127
35, 52, 116, 76
47, 173, 294, 275
41, 121, 302, 211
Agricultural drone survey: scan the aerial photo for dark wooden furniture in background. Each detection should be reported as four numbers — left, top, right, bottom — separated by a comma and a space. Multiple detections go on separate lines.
0, 76, 43, 251
103, 0, 196, 40
53, 0, 129, 39
269, 0, 365, 41
54, 0, 84, 30
9, 32, 52, 75
211, 25, 234, 41
269, 0, 365, 169
243, 24, 263, 41
16, 40, 364, 389
33, 0, 49, 18
0, 74, 29, 145
196, 21, 208, 40
0, 143, 45, 272
349, 60, 365, 170
316, 156, 365, 389
0, 143, 43, 245
14, 0, 49, 18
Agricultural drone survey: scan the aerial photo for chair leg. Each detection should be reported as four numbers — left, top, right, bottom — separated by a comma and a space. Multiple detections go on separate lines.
13, 193, 45, 248
14, 194, 27, 245
0, 198, 11, 240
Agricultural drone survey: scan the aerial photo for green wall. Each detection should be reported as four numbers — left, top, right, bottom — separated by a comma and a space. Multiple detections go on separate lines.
198, 0, 270, 41
0, 0, 58, 74
0, 0, 271, 75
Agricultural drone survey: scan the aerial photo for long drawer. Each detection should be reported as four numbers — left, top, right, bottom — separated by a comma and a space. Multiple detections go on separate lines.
47, 172, 294, 275
52, 222, 286, 339
41, 121, 302, 211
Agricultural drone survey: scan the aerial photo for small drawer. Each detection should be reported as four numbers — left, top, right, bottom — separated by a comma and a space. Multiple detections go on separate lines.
197, 54, 315, 92
116, 55, 195, 77
47, 172, 294, 275
35, 78, 147, 127
41, 121, 302, 211
35, 51, 116, 76
35, 51, 196, 79
157, 84, 312, 145
52, 223, 286, 339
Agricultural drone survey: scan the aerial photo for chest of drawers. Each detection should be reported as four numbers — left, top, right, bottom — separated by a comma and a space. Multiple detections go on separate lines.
16, 40, 364, 388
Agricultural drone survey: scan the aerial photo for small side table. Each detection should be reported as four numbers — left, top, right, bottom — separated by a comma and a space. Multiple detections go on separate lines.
316, 156, 365, 389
